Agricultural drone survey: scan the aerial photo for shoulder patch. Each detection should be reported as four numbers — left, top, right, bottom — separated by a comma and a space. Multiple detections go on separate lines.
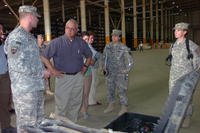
11, 46, 18, 54
11, 41, 21, 54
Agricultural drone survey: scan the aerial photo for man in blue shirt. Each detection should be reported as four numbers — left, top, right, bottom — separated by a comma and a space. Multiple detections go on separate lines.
42, 19, 92, 122
0, 24, 12, 131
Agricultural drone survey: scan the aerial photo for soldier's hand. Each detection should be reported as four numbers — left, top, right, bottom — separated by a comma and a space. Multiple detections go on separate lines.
103, 69, 109, 76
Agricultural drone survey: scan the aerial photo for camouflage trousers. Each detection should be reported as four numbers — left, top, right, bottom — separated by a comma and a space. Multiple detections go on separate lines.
12, 90, 44, 132
106, 73, 128, 105
169, 78, 193, 117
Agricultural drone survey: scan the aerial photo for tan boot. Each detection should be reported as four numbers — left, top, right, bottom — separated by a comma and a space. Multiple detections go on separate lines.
182, 116, 191, 128
118, 105, 128, 116
104, 103, 114, 113
45, 89, 54, 96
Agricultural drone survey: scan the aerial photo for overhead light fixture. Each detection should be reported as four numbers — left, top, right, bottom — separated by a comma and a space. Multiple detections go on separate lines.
4, 4, 8, 7
172, 1, 175, 5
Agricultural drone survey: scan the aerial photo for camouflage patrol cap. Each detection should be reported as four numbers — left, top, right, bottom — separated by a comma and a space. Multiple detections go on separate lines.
18, 5, 41, 17
173, 22, 189, 30
111, 29, 122, 36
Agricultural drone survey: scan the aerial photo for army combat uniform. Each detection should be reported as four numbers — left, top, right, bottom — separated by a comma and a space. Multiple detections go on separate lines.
169, 39, 200, 92
169, 39, 200, 117
103, 42, 134, 107
168, 23, 200, 128
4, 26, 45, 132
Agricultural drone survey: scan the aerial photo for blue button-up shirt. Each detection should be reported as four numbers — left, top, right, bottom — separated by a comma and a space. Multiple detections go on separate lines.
43, 35, 92, 73
0, 44, 8, 74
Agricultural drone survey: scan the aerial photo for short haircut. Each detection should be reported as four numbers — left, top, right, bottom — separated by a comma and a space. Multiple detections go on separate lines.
65, 19, 78, 30
88, 31, 95, 36
81, 31, 89, 37
19, 12, 31, 19
37, 34, 44, 38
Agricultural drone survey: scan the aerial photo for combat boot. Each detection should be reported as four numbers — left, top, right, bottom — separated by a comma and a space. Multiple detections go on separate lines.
182, 116, 191, 128
45, 89, 54, 96
118, 105, 127, 116
104, 103, 114, 113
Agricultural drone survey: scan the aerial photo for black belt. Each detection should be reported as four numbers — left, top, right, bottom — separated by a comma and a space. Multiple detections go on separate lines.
63, 72, 79, 75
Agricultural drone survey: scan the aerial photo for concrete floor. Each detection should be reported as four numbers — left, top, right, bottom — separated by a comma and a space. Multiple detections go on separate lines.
11, 49, 200, 133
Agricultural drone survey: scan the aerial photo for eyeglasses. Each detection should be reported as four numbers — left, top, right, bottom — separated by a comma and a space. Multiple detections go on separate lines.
65, 27, 77, 32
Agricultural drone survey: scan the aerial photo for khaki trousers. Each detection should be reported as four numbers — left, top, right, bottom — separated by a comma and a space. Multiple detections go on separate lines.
55, 73, 83, 122
89, 68, 98, 105
80, 73, 92, 113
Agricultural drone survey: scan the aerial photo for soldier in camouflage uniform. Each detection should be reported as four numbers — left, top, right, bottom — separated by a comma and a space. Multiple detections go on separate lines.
103, 29, 134, 116
169, 22, 200, 127
4, 5, 48, 132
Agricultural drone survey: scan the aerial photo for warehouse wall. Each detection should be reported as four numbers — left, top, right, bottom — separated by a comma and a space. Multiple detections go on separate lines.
191, 10, 200, 45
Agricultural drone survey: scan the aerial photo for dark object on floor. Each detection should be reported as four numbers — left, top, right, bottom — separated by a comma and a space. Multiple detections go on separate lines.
105, 112, 159, 133
89, 101, 102, 106
2, 127, 17, 133
96, 101, 102, 105
9, 108, 15, 114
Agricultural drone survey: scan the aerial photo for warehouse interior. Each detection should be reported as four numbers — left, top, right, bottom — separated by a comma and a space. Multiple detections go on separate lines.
1, 0, 200, 132
0, 0, 200, 51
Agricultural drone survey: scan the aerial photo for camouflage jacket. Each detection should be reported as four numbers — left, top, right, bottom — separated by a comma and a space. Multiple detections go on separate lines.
4, 26, 44, 94
169, 39, 200, 89
102, 42, 134, 75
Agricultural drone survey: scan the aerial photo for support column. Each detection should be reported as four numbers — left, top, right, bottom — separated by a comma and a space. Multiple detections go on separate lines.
160, 1, 164, 45
171, 13, 174, 41
80, 0, 87, 31
121, 0, 126, 44
77, 8, 80, 24
43, 0, 51, 41
104, 0, 110, 44
88, 9, 91, 26
171, 12, 174, 41
168, 10, 171, 42
150, 0, 153, 46
61, 0, 65, 23
98, 13, 102, 27
155, 0, 159, 46
142, 0, 146, 44
165, 10, 168, 42
133, 0, 138, 48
